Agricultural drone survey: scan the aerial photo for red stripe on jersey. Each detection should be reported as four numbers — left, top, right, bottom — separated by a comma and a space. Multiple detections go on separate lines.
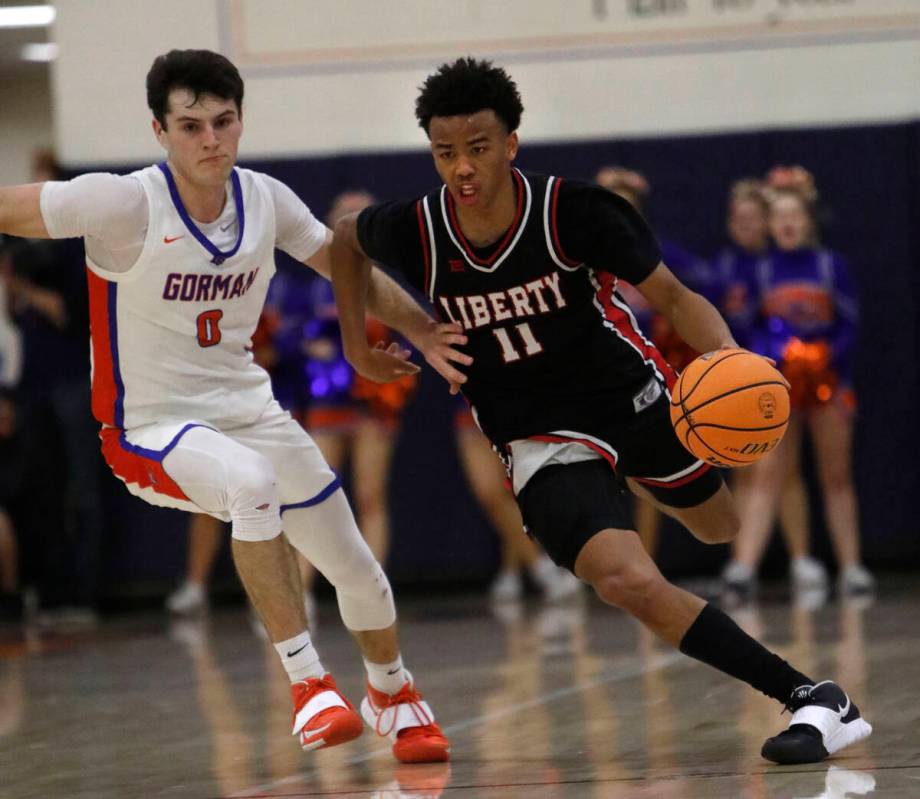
416, 200, 431, 297
594, 271, 677, 388
87, 268, 118, 426
528, 434, 619, 470
632, 461, 712, 489
550, 179, 580, 268
446, 169, 525, 267
99, 427, 190, 501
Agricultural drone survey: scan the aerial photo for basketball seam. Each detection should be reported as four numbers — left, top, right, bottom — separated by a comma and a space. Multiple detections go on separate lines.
688, 428, 749, 465
671, 380, 788, 430
688, 420, 790, 433
677, 350, 749, 407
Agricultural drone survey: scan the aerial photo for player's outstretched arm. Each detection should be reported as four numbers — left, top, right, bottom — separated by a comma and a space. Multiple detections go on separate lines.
331, 213, 471, 391
0, 184, 51, 239
638, 262, 738, 354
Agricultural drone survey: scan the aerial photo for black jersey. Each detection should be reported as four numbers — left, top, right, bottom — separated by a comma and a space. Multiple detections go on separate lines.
358, 169, 677, 451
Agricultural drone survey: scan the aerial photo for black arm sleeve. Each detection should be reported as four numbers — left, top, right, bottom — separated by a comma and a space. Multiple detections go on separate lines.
555, 179, 662, 284
356, 199, 427, 292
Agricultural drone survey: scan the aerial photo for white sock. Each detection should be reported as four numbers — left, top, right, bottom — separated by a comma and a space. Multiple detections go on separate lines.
364, 654, 408, 695
274, 631, 324, 684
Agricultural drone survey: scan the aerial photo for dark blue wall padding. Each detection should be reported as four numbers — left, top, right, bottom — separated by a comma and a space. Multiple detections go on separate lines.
85, 119, 920, 596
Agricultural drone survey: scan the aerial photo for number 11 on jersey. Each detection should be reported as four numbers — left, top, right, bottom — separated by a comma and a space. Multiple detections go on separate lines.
492, 322, 543, 363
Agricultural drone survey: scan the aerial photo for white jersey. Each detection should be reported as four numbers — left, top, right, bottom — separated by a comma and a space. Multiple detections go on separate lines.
42, 164, 325, 430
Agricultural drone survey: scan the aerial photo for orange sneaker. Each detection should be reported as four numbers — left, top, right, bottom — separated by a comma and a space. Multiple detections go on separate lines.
290, 674, 364, 752
361, 675, 450, 763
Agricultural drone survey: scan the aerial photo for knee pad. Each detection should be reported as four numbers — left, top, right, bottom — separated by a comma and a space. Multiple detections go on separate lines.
226, 452, 282, 542
282, 491, 396, 630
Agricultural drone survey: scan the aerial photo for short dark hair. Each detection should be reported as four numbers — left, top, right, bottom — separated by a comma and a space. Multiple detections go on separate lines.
146, 49, 244, 129
415, 57, 523, 136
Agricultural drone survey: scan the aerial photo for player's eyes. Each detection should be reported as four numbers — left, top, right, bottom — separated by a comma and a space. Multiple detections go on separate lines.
184, 124, 198, 133
472, 146, 486, 154
438, 151, 454, 160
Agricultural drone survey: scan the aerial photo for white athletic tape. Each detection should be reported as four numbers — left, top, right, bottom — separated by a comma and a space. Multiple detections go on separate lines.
362, 697, 434, 740
292, 689, 347, 735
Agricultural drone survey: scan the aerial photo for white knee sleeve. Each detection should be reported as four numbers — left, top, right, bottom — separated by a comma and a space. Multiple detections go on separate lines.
282, 490, 396, 630
163, 426, 282, 542
224, 452, 282, 541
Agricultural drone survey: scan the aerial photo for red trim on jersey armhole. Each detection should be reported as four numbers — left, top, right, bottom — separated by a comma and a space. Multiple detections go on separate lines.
446, 169, 525, 267
632, 461, 712, 489
529, 434, 619, 471
594, 271, 678, 388
416, 200, 431, 297
550, 178, 580, 268
99, 428, 190, 501
86, 267, 117, 426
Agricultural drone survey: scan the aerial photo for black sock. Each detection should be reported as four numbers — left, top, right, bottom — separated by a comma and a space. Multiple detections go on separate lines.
679, 603, 814, 703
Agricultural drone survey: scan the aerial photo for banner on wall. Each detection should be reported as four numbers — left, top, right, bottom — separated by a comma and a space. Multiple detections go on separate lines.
221, 0, 920, 73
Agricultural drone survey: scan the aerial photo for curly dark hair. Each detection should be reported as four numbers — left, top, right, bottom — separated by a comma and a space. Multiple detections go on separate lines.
147, 49, 244, 129
415, 57, 524, 136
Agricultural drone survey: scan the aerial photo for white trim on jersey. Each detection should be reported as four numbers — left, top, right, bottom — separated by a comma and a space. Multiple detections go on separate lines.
543, 176, 582, 272
586, 268, 670, 392
421, 196, 438, 303
438, 172, 533, 273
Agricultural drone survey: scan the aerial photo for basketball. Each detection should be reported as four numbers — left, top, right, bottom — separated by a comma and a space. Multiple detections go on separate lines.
669, 348, 790, 468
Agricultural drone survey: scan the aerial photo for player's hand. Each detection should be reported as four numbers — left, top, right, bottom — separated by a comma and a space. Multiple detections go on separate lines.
411, 320, 473, 395
729, 346, 790, 388
349, 340, 421, 384
720, 344, 778, 369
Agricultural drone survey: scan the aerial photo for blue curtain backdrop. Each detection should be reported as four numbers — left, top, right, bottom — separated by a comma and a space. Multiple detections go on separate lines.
84, 120, 920, 598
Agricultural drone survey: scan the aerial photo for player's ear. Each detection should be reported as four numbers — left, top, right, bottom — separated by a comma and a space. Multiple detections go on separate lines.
506, 131, 519, 162
152, 118, 168, 150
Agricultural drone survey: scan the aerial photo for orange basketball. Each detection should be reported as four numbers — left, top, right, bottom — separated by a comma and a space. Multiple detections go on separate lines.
669, 348, 790, 468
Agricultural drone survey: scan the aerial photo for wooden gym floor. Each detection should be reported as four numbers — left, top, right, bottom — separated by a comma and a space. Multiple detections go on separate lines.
1, 580, 917, 798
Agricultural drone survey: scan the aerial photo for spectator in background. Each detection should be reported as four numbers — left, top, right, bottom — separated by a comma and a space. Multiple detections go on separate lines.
3, 151, 103, 625
165, 514, 226, 615
721, 167, 874, 596
0, 241, 23, 623
0, 390, 24, 622
594, 166, 712, 557
716, 179, 828, 596
286, 190, 416, 618
454, 398, 582, 603
0, 239, 22, 389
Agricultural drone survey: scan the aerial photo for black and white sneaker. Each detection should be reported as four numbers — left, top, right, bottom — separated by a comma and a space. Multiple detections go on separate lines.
762, 681, 872, 764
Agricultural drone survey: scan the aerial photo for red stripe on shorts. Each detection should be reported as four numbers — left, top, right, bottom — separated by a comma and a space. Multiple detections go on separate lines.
632, 461, 712, 489
100, 427, 189, 501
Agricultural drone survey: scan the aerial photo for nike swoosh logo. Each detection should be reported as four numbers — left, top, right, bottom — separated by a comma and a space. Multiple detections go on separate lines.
301, 721, 331, 740
387, 668, 401, 675
219, 223, 234, 232
163, 235, 185, 244
286, 643, 310, 657
837, 697, 851, 717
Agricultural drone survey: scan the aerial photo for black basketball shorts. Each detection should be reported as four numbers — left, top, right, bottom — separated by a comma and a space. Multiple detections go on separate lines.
516, 395, 724, 572
518, 460, 631, 573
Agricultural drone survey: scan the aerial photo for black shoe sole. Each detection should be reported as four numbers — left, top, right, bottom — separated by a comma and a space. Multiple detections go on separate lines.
761, 729, 829, 764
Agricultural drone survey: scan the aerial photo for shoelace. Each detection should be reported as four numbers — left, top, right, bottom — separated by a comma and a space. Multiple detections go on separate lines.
300, 674, 336, 697
782, 684, 814, 715
372, 683, 434, 737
